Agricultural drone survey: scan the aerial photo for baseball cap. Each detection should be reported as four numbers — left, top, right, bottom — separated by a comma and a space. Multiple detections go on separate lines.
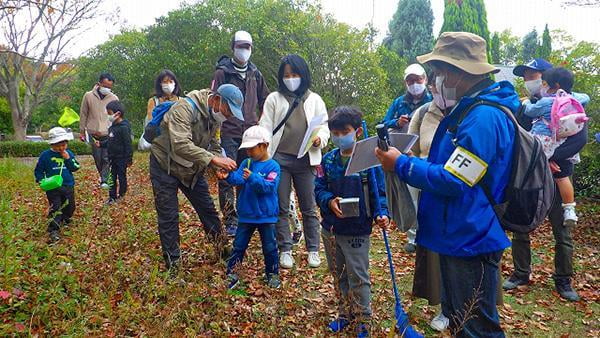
239, 125, 271, 149
233, 30, 253, 47
513, 58, 553, 76
216, 84, 245, 121
404, 63, 427, 80
48, 127, 73, 144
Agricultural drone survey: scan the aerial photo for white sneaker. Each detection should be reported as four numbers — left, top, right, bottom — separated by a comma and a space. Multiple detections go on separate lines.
430, 312, 449, 332
562, 203, 578, 226
280, 251, 294, 269
308, 251, 321, 268
100, 183, 110, 190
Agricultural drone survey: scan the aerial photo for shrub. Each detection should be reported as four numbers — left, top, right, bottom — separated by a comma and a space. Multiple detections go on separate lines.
0, 141, 92, 157
574, 143, 600, 199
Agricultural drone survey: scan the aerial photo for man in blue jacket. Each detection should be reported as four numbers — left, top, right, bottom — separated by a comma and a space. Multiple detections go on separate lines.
376, 32, 518, 337
381, 63, 432, 132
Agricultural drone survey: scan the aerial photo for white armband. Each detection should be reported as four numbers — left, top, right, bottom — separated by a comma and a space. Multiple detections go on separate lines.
444, 146, 488, 187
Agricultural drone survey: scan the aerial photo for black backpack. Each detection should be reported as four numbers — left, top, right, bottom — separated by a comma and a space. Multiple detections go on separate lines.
454, 100, 555, 233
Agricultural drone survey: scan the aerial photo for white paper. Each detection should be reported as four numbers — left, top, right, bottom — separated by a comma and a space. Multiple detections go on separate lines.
297, 114, 326, 159
345, 133, 419, 176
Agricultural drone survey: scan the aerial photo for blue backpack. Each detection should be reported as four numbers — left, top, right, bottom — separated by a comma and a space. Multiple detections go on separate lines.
142, 97, 199, 144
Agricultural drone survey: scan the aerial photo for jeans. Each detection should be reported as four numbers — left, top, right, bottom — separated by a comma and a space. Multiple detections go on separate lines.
109, 158, 128, 200
91, 136, 110, 184
511, 187, 573, 281
226, 223, 279, 276
218, 137, 247, 227
46, 186, 75, 233
149, 155, 223, 266
440, 251, 504, 338
322, 228, 372, 320
273, 152, 320, 252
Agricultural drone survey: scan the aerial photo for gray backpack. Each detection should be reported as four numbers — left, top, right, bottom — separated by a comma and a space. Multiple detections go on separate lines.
454, 100, 555, 233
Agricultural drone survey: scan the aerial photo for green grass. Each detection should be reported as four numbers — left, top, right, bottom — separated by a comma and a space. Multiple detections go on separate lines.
0, 154, 598, 336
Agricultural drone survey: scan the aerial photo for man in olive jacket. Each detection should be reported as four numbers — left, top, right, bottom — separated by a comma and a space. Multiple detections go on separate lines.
150, 84, 242, 272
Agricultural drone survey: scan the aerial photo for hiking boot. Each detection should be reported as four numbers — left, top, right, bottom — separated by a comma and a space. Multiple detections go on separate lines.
308, 251, 321, 268
327, 317, 350, 332
226, 224, 238, 237
555, 278, 580, 301
357, 323, 370, 338
48, 230, 60, 244
502, 275, 529, 290
280, 251, 294, 269
266, 273, 281, 289
562, 204, 578, 227
227, 274, 240, 290
404, 242, 416, 253
430, 312, 450, 331
292, 230, 304, 246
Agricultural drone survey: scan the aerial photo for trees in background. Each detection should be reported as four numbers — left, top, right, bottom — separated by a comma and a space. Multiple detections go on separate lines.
0, 0, 102, 140
384, 0, 434, 63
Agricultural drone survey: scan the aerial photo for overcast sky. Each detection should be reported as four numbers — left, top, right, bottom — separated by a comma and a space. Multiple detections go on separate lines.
69, 0, 600, 57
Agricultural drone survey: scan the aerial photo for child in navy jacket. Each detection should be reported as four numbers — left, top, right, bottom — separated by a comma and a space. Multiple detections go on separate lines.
217, 126, 281, 289
34, 127, 81, 243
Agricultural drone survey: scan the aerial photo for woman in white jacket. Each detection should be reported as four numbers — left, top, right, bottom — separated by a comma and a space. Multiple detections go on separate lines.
260, 54, 330, 269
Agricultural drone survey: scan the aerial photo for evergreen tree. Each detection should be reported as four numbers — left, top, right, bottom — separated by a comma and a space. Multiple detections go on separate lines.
440, 0, 491, 59
491, 32, 501, 64
521, 29, 539, 63
539, 24, 552, 59
384, 0, 434, 62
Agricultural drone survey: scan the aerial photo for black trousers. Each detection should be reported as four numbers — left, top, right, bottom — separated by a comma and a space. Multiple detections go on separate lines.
149, 155, 223, 265
46, 186, 75, 232
109, 158, 128, 200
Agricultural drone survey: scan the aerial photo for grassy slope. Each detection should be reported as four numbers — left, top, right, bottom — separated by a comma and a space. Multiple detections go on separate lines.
0, 153, 598, 336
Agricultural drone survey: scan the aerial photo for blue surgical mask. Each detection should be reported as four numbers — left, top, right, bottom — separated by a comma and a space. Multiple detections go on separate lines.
332, 130, 357, 151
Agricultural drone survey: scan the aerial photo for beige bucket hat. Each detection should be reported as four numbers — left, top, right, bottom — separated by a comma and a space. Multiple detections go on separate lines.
417, 32, 499, 75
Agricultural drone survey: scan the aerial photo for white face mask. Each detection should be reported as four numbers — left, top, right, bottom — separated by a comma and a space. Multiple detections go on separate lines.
107, 113, 119, 123
407, 82, 426, 96
432, 92, 456, 110
435, 74, 459, 101
524, 79, 542, 97
283, 77, 301, 92
213, 111, 228, 124
233, 48, 251, 64
162, 83, 175, 95
99, 86, 112, 96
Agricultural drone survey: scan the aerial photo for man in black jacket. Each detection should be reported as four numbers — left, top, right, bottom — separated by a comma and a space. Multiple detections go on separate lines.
211, 30, 270, 236
98, 100, 133, 204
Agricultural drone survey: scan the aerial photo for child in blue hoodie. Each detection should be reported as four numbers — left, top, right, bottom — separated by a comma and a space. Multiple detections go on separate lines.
523, 67, 590, 226
217, 126, 281, 289
34, 127, 81, 243
315, 107, 389, 338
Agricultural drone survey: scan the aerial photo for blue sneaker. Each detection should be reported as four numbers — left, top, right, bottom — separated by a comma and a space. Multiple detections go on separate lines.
328, 318, 350, 332
357, 323, 369, 338
226, 224, 237, 237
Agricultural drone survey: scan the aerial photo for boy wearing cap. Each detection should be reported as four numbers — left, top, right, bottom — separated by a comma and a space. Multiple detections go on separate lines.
149, 84, 242, 274
211, 30, 271, 237
382, 63, 432, 133
34, 127, 81, 243
217, 126, 281, 289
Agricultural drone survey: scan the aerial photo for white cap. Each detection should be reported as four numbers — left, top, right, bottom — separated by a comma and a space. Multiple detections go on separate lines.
48, 127, 73, 144
239, 125, 271, 150
404, 63, 427, 80
233, 30, 253, 47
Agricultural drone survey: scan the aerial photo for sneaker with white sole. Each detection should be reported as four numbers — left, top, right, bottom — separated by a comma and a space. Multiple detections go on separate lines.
562, 203, 578, 226
308, 251, 321, 268
430, 312, 449, 332
280, 251, 294, 269
100, 182, 110, 190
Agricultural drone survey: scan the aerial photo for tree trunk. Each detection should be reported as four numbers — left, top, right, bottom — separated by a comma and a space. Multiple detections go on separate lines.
12, 119, 27, 140
7, 80, 28, 141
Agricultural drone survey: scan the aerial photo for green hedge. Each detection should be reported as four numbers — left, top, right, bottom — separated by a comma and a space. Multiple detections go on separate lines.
574, 144, 600, 199
0, 140, 140, 157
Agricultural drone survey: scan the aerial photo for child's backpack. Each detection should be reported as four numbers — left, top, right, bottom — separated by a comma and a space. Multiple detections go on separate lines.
454, 100, 555, 234
550, 90, 588, 139
141, 97, 199, 146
